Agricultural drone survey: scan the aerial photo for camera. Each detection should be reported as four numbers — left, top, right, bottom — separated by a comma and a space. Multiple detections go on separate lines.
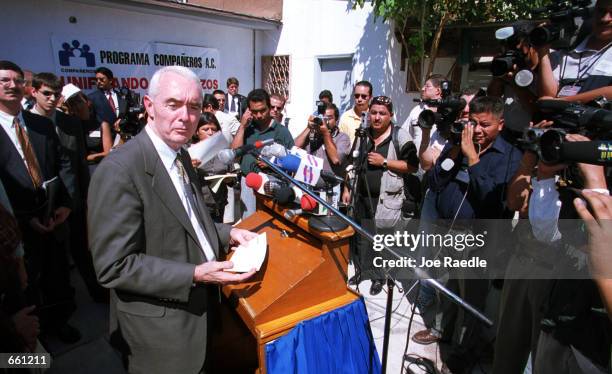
415, 80, 466, 131
519, 100, 612, 164
529, 0, 592, 48
117, 87, 145, 139
316, 100, 326, 116
491, 22, 536, 87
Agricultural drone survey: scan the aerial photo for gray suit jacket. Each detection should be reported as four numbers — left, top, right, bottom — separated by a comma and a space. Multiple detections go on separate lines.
88, 130, 231, 374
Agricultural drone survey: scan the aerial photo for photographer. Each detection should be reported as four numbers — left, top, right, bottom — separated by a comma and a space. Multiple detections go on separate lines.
525, 135, 610, 374
295, 103, 351, 178
488, 21, 540, 136
537, 0, 612, 103
402, 74, 446, 154
339, 81, 373, 146
427, 96, 521, 373
341, 96, 419, 295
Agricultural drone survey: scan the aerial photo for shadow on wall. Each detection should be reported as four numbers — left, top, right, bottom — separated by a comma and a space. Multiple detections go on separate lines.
348, 6, 413, 123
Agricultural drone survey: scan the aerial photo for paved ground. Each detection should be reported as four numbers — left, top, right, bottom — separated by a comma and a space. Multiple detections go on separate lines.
43, 264, 505, 374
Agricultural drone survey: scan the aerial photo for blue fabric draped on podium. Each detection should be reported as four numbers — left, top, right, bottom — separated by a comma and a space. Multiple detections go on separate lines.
265, 298, 381, 374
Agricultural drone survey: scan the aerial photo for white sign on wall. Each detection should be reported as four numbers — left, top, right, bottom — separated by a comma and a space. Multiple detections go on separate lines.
51, 35, 220, 95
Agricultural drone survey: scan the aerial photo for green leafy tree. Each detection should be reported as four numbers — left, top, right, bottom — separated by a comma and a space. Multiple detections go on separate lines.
353, 0, 548, 88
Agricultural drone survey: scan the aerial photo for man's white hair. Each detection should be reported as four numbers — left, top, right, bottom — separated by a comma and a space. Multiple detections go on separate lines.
148, 66, 202, 98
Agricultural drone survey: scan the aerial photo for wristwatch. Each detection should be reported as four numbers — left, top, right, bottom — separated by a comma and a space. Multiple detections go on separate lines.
382, 159, 388, 170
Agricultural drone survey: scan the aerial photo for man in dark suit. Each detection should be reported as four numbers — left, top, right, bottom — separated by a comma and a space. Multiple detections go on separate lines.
86, 67, 127, 165
224, 76, 247, 119
30, 74, 106, 303
0, 61, 80, 343
88, 66, 257, 374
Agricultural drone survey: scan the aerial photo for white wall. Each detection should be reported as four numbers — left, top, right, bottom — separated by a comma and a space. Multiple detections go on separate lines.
1, 0, 259, 93
259, 0, 420, 137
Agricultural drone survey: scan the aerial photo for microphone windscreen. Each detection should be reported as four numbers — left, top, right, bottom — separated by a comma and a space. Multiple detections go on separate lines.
274, 187, 296, 204
245, 173, 263, 190
278, 154, 302, 173
300, 194, 318, 211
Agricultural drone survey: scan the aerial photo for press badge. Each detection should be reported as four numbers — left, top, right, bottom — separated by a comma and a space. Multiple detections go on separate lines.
558, 84, 581, 97
89, 130, 101, 138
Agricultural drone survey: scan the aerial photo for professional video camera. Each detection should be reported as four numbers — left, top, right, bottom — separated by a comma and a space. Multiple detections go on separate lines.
491, 22, 537, 87
519, 99, 612, 165
117, 87, 145, 139
416, 80, 466, 138
529, 0, 592, 48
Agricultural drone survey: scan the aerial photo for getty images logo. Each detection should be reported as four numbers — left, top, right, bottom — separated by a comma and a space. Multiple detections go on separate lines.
58, 40, 96, 67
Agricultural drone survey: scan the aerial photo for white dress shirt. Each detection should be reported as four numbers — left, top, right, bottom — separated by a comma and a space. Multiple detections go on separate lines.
106, 90, 119, 117
145, 126, 216, 261
529, 177, 562, 243
0, 109, 28, 164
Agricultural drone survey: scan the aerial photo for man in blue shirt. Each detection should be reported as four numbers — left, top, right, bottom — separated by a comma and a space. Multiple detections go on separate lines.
426, 96, 521, 373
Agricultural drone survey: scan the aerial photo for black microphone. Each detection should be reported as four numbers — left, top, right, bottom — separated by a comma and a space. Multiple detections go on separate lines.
558, 141, 612, 165
218, 138, 275, 164
537, 99, 573, 112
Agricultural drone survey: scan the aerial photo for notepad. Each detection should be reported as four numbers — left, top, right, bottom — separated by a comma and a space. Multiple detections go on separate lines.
226, 232, 267, 273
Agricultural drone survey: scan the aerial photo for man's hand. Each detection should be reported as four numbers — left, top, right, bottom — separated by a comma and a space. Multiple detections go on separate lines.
193, 261, 256, 285
54, 207, 71, 226
460, 123, 479, 166
341, 188, 351, 205
367, 152, 385, 167
29, 217, 55, 234
12, 305, 39, 352
229, 228, 258, 247
240, 109, 252, 128
191, 159, 202, 168
573, 191, 612, 278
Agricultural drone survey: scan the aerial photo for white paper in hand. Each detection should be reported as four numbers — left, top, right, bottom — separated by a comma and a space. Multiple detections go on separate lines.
188, 132, 230, 165
226, 232, 267, 273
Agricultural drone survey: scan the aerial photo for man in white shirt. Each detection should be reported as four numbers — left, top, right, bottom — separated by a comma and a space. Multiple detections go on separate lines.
401, 74, 446, 154
88, 66, 257, 374
224, 77, 247, 119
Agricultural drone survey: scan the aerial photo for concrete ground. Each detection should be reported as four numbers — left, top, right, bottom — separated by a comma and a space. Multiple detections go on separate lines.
43, 264, 501, 374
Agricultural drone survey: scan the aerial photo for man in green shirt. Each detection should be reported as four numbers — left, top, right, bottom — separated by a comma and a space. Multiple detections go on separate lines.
232, 89, 294, 218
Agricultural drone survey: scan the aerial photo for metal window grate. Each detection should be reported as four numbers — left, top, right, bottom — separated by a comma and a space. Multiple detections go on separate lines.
262, 55, 290, 101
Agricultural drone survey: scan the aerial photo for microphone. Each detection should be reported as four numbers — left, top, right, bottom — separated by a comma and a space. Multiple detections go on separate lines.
260, 143, 288, 158
283, 195, 318, 219
541, 139, 612, 165
218, 139, 275, 164
276, 154, 343, 188
273, 185, 305, 205
244, 172, 283, 195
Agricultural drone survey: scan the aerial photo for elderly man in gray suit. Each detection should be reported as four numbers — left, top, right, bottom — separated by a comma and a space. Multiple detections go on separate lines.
88, 65, 257, 374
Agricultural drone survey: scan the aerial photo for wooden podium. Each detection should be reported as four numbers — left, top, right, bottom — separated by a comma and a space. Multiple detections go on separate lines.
208, 195, 359, 373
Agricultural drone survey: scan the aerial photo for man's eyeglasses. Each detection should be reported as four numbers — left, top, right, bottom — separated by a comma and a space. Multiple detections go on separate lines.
270, 106, 283, 111
354, 93, 369, 100
0, 77, 25, 87
371, 96, 392, 105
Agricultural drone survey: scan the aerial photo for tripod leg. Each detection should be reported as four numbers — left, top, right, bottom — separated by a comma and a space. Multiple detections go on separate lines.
381, 278, 394, 374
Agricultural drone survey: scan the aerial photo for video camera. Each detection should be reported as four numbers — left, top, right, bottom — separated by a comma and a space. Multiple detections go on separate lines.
491, 22, 536, 87
117, 87, 145, 139
416, 80, 466, 140
519, 99, 612, 165
529, 0, 592, 48
311, 100, 331, 130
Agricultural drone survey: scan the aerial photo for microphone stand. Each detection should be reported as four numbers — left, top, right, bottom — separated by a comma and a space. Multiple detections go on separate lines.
252, 151, 493, 374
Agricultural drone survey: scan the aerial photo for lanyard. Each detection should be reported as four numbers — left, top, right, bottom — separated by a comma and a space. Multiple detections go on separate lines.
560, 42, 612, 85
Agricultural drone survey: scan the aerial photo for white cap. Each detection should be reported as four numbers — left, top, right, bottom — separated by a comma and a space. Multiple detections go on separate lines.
62, 83, 81, 100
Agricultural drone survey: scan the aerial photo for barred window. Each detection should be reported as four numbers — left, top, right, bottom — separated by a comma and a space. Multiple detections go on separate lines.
262, 55, 290, 101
